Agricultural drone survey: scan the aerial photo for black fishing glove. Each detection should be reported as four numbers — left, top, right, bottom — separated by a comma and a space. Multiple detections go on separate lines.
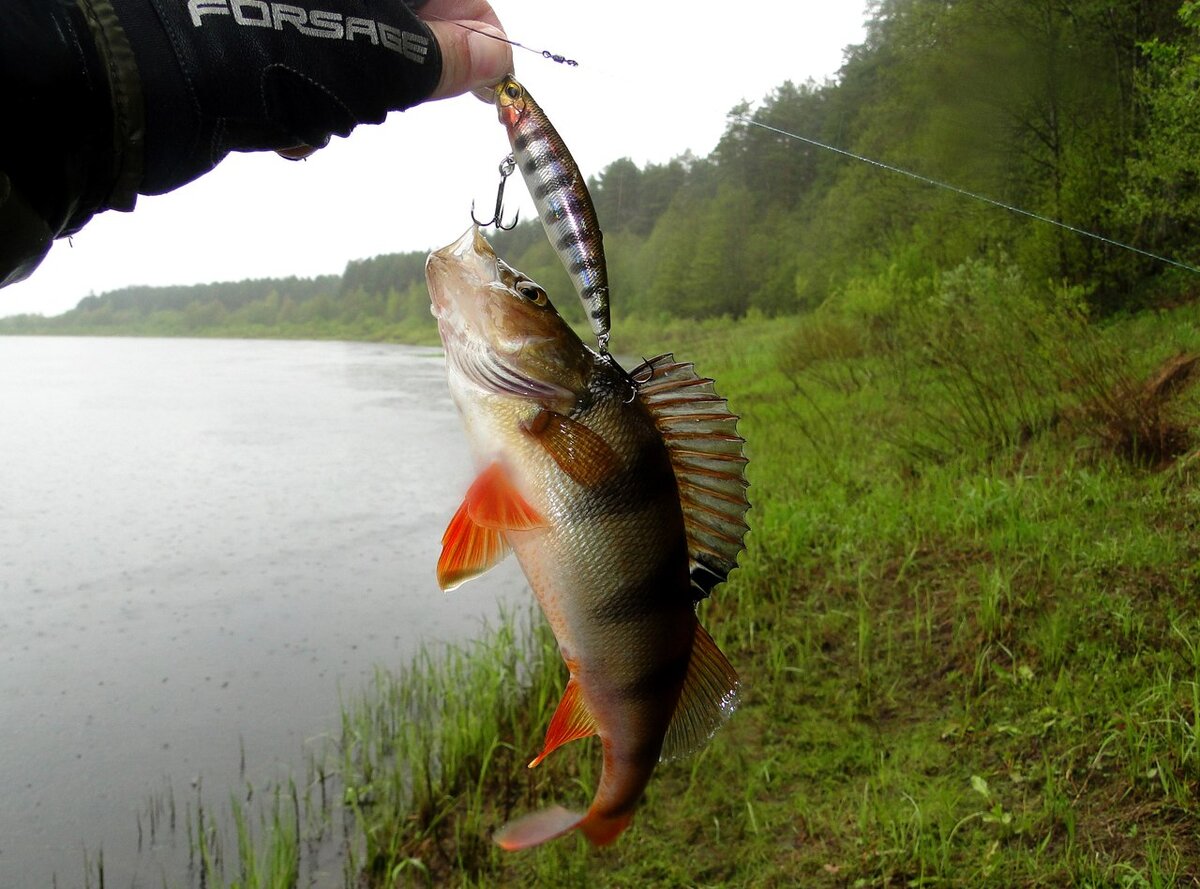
116, 0, 442, 194
5, 0, 518, 292
1, 0, 444, 286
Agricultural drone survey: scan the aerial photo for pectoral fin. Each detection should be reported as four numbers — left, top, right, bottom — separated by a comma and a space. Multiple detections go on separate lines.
436, 462, 545, 591
522, 410, 620, 487
528, 677, 599, 768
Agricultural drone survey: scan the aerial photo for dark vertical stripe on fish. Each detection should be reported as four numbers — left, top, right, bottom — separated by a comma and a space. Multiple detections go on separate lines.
584, 548, 691, 628
619, 647, 693, 703
534, 171, 578, 199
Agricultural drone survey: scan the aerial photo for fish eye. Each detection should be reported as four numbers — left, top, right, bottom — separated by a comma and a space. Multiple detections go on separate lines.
505, 83, 521, 100
514, 280, 547, 306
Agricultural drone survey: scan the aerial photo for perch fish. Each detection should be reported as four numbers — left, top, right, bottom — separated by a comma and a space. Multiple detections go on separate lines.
426, 227, 749, 849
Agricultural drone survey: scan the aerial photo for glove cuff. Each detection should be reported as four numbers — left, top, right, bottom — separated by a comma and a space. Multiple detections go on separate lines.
78, 0, 146, 212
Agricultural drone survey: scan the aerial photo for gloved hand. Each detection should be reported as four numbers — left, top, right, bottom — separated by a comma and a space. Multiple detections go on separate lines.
274, 0, 512, 159
114, 0, 513, 192
419, 1, 511, 101
0, 0, 513, 288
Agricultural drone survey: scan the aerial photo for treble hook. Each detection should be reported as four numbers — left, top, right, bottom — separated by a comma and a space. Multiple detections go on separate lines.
472, 154, 519, 230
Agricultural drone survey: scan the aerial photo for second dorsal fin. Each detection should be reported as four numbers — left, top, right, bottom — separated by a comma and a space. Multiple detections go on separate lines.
632, 354, 750, 599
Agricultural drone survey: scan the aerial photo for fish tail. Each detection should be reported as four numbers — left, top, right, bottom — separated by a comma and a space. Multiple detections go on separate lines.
493, 805, 582, 851
577, 808, 634, 847
493, 805, 633, 850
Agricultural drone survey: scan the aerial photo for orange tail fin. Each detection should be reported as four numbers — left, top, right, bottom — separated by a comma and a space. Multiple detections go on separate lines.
494, 806, 634, 851
494, 806, 582, 850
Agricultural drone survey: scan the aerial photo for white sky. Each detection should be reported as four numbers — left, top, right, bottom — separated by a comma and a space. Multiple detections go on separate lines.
1, 1, 869, 318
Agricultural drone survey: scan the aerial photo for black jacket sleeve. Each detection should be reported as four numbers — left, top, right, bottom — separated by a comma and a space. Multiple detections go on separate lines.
0, 0, 441, 288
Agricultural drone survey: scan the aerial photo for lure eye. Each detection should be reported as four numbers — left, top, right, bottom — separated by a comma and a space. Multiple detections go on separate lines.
514, 280, 547, 306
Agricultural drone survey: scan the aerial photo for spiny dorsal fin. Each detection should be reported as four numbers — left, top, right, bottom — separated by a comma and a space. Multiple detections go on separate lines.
632, 354, 750, 600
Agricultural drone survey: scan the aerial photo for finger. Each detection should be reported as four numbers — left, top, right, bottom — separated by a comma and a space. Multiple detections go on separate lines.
276, 145, 320, 160
425, 20, 512, 101
416, 0, 502, 31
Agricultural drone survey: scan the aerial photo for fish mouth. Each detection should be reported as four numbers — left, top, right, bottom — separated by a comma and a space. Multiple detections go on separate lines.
427, 227, 496, 315
427, 227, 572, 402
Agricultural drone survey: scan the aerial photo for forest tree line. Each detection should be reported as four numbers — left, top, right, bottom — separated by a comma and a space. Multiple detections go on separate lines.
5, 0, 1200, 339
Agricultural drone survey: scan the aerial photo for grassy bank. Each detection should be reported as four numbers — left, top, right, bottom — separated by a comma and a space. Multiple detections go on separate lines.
126, 261, 1200, 887
0, 313, 445, 345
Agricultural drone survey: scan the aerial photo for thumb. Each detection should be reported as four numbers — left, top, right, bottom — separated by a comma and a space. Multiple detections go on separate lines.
425, 21, 513, 101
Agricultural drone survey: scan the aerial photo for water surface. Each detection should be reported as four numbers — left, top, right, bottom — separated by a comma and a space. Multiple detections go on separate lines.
0, 336, 526, 886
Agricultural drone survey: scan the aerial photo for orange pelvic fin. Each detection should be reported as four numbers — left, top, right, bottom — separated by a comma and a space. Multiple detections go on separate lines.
522, 409, 619, 487
436, 462, 544, 591
660, 622, 740, 761
466, 461, 546, 530
436, 499, 508, 591
529, 677, 598, 768
494, 805, 583, 851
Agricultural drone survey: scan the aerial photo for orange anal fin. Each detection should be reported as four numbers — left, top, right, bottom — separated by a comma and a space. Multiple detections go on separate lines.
436, 498, 510, 591
528, 677, 599, 768
466, 461, 546, 531
494, 806, 583, 851
522, 410, 620, 488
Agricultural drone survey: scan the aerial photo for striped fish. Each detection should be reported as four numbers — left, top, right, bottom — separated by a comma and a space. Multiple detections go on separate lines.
426, 227, 749, 849
490, 75, 612, 350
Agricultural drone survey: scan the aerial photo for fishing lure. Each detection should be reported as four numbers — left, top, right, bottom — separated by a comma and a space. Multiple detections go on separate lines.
489, 75, 612, 352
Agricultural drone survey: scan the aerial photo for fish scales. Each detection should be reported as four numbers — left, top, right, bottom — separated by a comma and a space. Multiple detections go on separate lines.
492, 75, 611, 347
517, 463, 694, 832
464, 361, 695, 828
426, 227, 746, 849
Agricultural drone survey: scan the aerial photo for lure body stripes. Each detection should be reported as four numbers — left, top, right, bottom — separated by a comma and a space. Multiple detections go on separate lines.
491, 75, 612, 349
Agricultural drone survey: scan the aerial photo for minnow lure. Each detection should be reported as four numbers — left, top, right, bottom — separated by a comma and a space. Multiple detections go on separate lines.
489, 75, 612, 351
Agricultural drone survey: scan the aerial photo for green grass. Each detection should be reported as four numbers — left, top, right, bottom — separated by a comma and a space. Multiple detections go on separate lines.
328, 295, 1200, 883
136, 267, 1200, 887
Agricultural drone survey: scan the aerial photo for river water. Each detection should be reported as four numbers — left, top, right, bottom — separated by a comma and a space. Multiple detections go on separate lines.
0, 337, 528, 888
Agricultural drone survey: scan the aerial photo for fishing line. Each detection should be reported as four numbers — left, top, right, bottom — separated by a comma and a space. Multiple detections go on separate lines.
421, 13, 578, 66
730, 115, 1200, 276
432, 16, 1196, 277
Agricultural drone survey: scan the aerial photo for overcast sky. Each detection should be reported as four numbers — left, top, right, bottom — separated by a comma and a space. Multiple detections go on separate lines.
1, 2, 869, 318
